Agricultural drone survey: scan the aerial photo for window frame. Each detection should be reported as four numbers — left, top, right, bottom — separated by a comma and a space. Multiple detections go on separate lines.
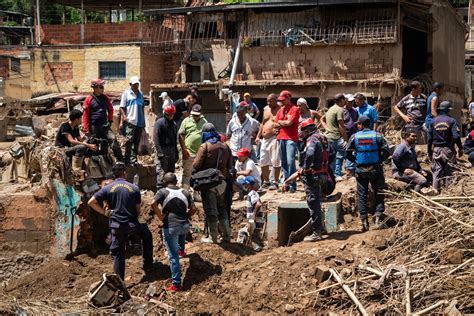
98, 61, 126, 80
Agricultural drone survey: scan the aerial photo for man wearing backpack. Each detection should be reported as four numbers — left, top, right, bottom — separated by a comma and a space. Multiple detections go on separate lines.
82, 78, 123, 162
283, 118, 332, 242
346, 115, 391, 232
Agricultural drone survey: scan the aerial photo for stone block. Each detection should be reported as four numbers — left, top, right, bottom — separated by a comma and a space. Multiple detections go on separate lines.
314, 265, 331, 283
25, 230, 49, 243
4, 230, 26, 242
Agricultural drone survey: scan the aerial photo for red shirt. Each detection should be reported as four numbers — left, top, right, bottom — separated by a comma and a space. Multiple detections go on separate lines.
275, 104, 300, 141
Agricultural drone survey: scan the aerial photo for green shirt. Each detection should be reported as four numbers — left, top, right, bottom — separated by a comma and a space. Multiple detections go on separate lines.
324, 105, 344, 140
179, 116, 208, 156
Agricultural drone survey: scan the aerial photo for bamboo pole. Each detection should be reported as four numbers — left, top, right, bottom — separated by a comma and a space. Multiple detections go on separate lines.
330, 268, 368, 316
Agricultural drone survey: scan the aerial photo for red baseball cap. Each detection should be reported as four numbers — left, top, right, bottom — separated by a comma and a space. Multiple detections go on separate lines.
236, 148, 250, 157
277, 90, 291, 101
300, 118, 315, 129
237, 101, 248, 112
91, 78, 105, 88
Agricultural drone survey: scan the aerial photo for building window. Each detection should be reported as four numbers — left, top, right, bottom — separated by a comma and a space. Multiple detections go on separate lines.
11, 58, 20, 73
99, 61, 126, 79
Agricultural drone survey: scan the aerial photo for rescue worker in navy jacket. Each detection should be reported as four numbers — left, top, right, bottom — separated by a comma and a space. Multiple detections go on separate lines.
154, 103, 179, 190
427, 101, 463, 193
283, 118, 330, 242
88, 163, 154, 281
346, 115, 390, 232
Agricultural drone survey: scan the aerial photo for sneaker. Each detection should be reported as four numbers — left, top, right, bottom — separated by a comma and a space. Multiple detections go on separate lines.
268, 183, 278, 190
303, 232, 322, 242
261, 182, 270, 189
335, 176, 344, 182
165, 284, 182, 292
178, 250, 186, 258
373, 214, 386, 230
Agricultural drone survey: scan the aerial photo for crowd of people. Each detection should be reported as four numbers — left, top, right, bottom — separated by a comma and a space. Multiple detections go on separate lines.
53, 77, 474, 292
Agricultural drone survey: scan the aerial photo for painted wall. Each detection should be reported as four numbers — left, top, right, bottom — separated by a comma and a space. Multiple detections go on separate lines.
3, 58, 31, 99
30, 45, 141, 95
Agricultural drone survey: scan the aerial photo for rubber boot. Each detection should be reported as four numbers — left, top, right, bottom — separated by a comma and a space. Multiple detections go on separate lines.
201, 218, 218, 244
361, 217, 369, 232
72, 155, 84, 171
374, 213, 384, 230
218, 218, 231, 243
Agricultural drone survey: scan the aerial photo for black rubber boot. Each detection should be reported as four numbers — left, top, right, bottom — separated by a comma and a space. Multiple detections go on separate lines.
361, 218, 369, 232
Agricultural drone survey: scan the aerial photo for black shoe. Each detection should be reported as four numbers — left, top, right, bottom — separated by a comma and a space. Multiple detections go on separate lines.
361, 218, 369, 232
289, 187, 296, 193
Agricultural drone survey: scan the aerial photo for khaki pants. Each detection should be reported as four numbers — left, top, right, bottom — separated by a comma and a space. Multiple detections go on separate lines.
181, 155, 195, 190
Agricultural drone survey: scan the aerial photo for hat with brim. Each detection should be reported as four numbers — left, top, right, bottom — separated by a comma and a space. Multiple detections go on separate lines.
278, 90, 291, 101
159, 92, 168, 98
190, 104, 202, 115
438, 101, 453, 111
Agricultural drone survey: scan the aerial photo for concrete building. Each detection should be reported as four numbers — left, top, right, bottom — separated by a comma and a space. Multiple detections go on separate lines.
145, 0, 466, 124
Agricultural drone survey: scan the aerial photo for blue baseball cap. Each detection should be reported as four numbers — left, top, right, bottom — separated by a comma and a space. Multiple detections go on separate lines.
238, 176, 256, 186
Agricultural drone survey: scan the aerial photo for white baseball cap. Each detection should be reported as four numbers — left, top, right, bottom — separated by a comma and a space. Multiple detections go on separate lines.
129, 76, 140, 85
297, 97, 307, 105
345, 94, 355, 102
159, 92, 168, 98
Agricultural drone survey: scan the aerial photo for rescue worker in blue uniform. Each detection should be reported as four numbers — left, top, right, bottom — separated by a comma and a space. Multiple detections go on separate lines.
346, 115, 390, 232
88, 163, 154, 281
427, 101, 463, 193
283, 118, 332, 242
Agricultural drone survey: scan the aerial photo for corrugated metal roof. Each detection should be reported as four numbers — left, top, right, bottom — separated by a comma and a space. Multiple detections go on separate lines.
144, 0, 397, 15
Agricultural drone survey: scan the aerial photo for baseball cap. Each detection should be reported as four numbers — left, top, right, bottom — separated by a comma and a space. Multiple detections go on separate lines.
190, 104, 202, 115
236, 147, 250, 158
300, 118, 315, 129
159, 92, 168, 98
334, 93, 346, 101
297, 97, 307, 105
438, 101, 453, 111
237, 101, 248, 111
244, 92, 251, 97
345, 94, 355, 102
238, 175, 256, 186
278, 90, 291, 101
91, 78, 105, 88
129, 76, 140, 85
163, 103, 176, 115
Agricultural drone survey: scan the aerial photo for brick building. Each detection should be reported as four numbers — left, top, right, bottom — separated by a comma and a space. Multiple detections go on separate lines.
145, 0, 466, 125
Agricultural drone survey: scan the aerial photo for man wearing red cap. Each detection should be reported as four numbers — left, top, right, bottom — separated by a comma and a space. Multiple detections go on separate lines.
274, 90, 300, 193
226, 101, 260, 159
154, 103, 179, 190
82, 78, 123, 162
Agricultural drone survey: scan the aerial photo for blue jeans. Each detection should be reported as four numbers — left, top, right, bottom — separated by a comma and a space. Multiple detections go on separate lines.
279, 140, 297, 190
163, 225, 190, 286
329, 138, 346, 178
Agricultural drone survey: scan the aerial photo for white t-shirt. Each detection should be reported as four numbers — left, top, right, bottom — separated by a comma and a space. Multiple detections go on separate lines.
235, 158, 261, 186
469, 102, 474, 116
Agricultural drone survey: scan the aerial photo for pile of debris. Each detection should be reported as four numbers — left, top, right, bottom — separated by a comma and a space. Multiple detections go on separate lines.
304, 176, 473, 314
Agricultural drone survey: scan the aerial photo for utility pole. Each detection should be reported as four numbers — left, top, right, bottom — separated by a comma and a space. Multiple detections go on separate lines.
80, 0, 84, 44
36, 0, 41, 45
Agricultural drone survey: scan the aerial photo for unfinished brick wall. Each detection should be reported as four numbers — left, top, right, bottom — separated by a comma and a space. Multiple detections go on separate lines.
141, 48, 180, 90
0, 187, 53, 254
242, 44, 401, 81
40, 22, 154, 45
43, 62, 73, 86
